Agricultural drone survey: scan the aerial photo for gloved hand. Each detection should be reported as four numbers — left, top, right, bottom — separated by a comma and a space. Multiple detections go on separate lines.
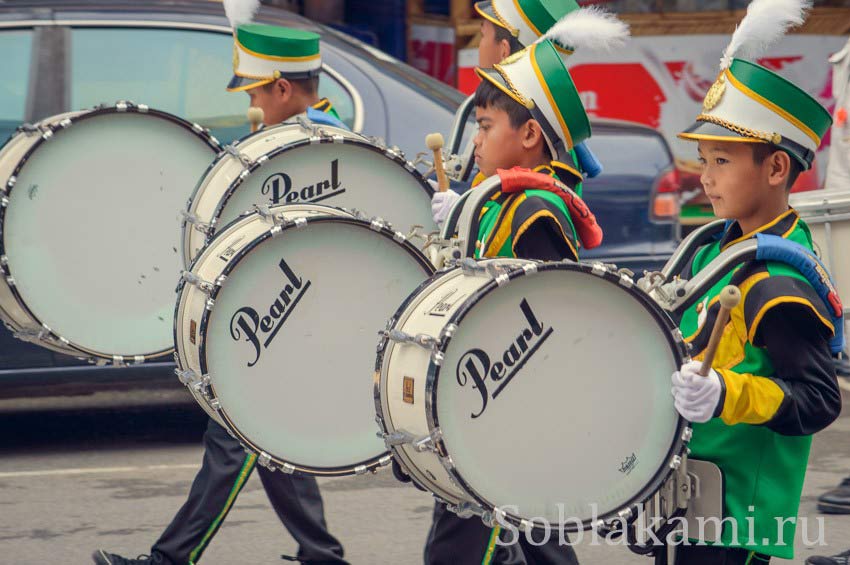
431, 188, 460, 227
671, 360, 723, 423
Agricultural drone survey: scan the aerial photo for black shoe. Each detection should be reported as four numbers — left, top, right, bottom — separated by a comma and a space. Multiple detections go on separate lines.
806, 548, 850, 564
818, 477, 850, 514
92, 549, 165, 565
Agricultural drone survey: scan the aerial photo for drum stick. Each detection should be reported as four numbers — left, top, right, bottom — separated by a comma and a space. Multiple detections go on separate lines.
248, 107, 265, 133
698, 285, 741, 377
426, 133, 449, 192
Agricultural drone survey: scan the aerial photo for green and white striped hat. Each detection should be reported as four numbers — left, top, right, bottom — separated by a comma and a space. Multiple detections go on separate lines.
475, 0, 580, 52
227, 24, 322, 92
222, 0, 321, 92
475, 8, 629, 161
679, 0, 832, 169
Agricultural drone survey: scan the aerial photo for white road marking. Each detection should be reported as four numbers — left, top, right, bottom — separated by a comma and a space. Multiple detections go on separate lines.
0, 463, 199, 478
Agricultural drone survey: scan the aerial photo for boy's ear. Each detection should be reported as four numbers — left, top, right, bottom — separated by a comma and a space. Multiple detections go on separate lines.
498, 39, 512, 62
275, 78, 293, 101
766, 149, 792, 189
521, 119, 545, 152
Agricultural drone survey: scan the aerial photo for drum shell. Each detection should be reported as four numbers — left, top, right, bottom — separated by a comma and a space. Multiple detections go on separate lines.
377, 259, 531, 506
0, 111, 90, 356
175, 204, 352, 425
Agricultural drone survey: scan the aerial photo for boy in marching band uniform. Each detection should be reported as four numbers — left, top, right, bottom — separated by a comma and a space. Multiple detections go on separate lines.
668, 0, 841, 562
93, 8, 349, 565
413, 10, 627, 565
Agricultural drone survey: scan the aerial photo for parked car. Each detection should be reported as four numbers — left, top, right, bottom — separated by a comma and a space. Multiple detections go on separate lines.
0, 0, 679, 406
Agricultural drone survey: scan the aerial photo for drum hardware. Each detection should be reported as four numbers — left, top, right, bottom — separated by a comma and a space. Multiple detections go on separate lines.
179, 210, 214, 236
179, 271, 222, 295
223, 144, 255, 168
382, 328, 440, 351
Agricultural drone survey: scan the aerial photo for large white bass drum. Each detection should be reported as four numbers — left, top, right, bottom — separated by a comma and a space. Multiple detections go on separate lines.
376, 259, 690, 530
180, 120, 436, 265
175, 204, 434, 476
0, 103, 221, 362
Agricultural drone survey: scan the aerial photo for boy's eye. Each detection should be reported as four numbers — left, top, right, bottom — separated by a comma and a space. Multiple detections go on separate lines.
697, 157, 706, 165
715, 157, 729, 165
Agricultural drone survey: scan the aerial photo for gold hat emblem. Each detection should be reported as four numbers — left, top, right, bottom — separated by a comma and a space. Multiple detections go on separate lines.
703, 74, 726, 112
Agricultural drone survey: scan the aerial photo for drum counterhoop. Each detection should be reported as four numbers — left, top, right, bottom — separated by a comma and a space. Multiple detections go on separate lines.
376, 259, 691, 531
180, 121, 436, 266
0, 102, 220, 362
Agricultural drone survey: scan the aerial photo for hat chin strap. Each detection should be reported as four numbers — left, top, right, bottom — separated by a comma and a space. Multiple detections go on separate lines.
528, 103, 568, 162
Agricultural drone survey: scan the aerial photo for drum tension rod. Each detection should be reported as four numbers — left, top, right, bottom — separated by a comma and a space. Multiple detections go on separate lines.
223, 144, 255, 168
382, 328, 440, 351
179, 210, 213, 235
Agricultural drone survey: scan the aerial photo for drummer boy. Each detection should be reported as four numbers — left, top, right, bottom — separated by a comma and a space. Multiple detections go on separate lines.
668, 1, 842, 563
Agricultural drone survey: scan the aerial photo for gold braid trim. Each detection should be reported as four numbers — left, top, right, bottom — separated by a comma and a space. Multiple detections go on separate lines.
696, 114, 782, 145
494, 61, 535, 109
490, 2, 520, 37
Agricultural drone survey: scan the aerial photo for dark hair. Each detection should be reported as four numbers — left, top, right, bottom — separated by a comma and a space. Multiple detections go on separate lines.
493, 24, 523, 53
262, 75, 320, 96
751, 143, 803, 190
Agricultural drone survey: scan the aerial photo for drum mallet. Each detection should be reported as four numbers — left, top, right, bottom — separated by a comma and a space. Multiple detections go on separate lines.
248, 107, 265, 133
698, 285, 741, 376
425, 132, 450, 192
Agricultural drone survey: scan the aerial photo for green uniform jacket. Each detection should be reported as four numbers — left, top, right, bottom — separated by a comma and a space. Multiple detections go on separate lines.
679, 209, 839, 558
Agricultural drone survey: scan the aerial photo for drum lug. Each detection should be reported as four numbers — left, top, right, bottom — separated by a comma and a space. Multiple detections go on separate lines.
176, 368, 202, 386
681, 427, 693, 443
447, 500, 484, 519
617, 271, 635, 288
378, 454, 392, 468
180, 271, 218, 294
382, 328, 440, 352
1, 195, 8, 208
257, 452, 273, 470
354, 465, 368, 475
223, 144, 255, 168
205, 297, 215, 311
370, 218, 387, 232
5, 175, 15, 190
179, 210, 213, 235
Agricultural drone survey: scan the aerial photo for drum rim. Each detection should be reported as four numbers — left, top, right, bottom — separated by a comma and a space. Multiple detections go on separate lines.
0, 102, 221, 362
424, 261, 691, 531
203, 127, 434, 246
196, 212, 434, 476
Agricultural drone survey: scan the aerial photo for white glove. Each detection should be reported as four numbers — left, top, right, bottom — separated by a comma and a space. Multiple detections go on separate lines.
431, 188, 460, 227
671, 360, 723, 423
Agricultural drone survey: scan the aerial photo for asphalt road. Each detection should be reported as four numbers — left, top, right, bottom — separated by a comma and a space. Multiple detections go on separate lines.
1, 390, 849, 565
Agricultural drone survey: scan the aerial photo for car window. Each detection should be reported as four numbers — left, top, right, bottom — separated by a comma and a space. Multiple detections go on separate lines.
0, 29, 33, 142
584, 131, 672, 179
70, 28, 357, 143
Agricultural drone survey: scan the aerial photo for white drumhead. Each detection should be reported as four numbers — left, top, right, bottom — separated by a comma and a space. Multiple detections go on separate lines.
204, 219, 433, 470
435, 267, 681, 523
2, 109, 218, 357
215, 139, 435, 236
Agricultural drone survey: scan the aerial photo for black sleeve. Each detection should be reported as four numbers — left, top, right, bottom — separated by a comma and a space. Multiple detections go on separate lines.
755, 304, 841, 436
513, 219, 577, 261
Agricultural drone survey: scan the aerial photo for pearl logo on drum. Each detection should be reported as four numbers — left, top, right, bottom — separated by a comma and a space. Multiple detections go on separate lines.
455, 299, 553, 419
229, 258, 311, 367
261, 159, 344, 205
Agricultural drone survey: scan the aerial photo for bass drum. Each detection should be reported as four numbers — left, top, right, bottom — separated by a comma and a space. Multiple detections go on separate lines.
376, 259, 690, 530
175, 203, 434, 476
181, 121, 436, 266
0, 102, 221, 362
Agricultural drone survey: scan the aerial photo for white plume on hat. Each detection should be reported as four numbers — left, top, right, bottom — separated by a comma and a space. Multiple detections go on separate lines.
223, 0, 261, 29
537, 6, 630, 52
720, 0, 811, 70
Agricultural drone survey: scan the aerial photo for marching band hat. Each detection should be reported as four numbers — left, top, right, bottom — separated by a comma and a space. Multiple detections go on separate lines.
227, 24, 322, 92
474, 0, 581, 52
679, 0, 832, 170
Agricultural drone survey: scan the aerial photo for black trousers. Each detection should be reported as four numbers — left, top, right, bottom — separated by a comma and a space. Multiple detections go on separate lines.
424, 501, 580, 565
152, 418, 347, 564
665, 545, 771, 564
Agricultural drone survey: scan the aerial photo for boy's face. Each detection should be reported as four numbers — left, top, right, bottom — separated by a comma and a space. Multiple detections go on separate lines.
246, 79, 295, 125
696, 140, 782, 221
474, 105, 529, 177
478, 20, 512, 68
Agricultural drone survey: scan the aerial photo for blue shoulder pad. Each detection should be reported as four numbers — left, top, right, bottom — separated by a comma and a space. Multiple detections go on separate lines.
305, 107, 349, 130
755, 233, 845, 354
